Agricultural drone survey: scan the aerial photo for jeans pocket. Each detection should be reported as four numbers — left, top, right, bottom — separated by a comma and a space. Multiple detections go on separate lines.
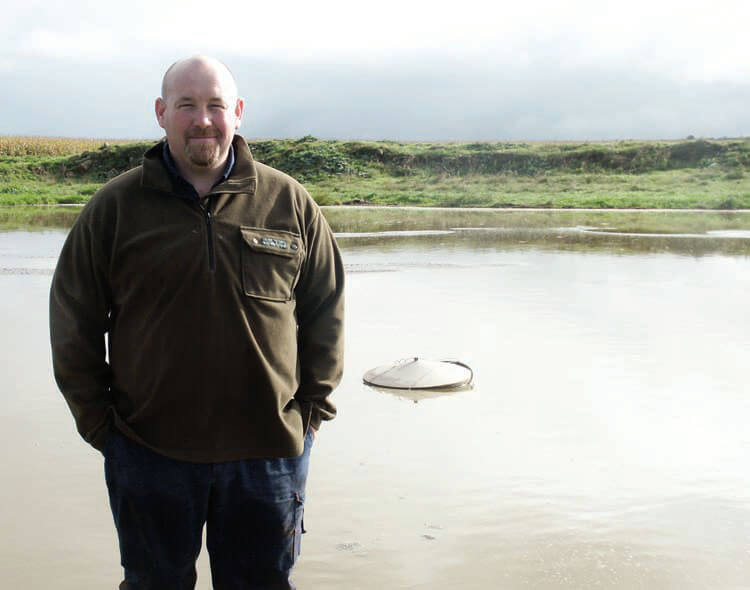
271, 494, 305, 574
292, 493, 305, 565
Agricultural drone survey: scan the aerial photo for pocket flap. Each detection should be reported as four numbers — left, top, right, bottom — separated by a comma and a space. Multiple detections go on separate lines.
241, 227, 302, 259
240, 227, 304, 301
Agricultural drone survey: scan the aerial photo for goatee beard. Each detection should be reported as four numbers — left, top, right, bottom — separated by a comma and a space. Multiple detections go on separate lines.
185, 137, 221, 168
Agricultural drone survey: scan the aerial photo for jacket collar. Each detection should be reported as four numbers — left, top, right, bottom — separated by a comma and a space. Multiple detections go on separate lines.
141, 134, 257, 197
161, 141, 235, 201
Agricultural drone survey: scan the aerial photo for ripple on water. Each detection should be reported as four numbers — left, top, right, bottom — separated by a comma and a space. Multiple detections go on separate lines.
706, 229, 750, 238
0, 267, 53, 275
335, 230, 455, 238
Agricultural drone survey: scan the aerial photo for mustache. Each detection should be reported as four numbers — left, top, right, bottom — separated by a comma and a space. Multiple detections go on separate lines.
187, 128, 221, 138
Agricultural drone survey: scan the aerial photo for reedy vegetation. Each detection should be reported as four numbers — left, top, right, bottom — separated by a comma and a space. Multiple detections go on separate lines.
1, 135, 749, 209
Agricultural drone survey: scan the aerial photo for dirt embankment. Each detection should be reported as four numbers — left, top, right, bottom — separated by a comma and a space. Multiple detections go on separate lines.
32, 137, 750, 181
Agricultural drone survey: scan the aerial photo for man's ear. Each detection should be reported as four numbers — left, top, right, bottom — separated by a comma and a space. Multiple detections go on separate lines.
234, 97, 244, 130
155, 97, 167, 129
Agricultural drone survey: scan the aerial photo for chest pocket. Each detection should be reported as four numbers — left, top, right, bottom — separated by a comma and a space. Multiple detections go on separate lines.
240, 227, 304, 301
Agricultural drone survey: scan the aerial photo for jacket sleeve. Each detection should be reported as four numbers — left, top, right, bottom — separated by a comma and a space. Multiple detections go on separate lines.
294, 207, 345, 431
49, 210, 114, 451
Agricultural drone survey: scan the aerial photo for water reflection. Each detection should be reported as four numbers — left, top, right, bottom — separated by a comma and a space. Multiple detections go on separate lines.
363, 384, 470, 404
322, 207, 750, 257
2, 207, 749, 589
322, 206, 750, 236
337, 225, 750, 257
5, 204, 750, 256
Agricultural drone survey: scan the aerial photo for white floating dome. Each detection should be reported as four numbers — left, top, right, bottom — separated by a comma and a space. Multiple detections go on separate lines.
363, 357, 473, 390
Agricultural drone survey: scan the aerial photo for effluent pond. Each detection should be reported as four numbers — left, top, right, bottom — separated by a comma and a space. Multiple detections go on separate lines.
1, 207, 749, 589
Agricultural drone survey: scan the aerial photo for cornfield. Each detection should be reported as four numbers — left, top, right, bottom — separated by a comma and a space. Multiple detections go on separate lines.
0, 136, 140, 157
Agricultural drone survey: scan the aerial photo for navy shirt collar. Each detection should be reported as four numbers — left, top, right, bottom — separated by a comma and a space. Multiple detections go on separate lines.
161, 141, 235, 200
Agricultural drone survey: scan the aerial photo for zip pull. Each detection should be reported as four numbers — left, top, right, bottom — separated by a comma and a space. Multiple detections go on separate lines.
199, 201, 216, 271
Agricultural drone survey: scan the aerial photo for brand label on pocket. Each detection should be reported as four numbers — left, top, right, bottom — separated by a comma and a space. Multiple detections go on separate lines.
259, 236, 289, 250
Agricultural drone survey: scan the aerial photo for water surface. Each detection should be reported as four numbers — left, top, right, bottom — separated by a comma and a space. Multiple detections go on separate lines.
1, 208, 749, 589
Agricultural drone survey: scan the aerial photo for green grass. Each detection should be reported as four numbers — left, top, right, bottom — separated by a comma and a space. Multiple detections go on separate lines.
0, 205, 82, 229
305, 168, 750, 209
321, 206, 750, 235
1, 135, 749, 211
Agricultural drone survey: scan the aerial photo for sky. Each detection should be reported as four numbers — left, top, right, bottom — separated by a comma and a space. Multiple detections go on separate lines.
2, 0, 749, 141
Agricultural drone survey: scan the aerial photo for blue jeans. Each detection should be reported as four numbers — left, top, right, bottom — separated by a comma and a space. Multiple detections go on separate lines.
103, 429, 313, 590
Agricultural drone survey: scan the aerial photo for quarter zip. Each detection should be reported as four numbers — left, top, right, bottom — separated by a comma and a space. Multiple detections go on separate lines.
198, 199, 215, 272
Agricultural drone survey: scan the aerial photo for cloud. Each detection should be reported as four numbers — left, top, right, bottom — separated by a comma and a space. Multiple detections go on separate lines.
3, 0, 749, 81
229, 55, 750, 141
1, 0, 748, 139
0, 57, 16, 74
20, 29, 121, 61
1, 52, 748, 140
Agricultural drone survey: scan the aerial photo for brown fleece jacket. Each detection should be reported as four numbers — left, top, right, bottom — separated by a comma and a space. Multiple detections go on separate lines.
49, 135, 344, 462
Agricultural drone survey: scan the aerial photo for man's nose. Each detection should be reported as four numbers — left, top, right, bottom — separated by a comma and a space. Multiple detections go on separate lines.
194, 107, 212, 127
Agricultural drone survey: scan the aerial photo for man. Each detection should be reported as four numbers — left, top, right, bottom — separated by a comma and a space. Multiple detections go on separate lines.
49, 56, 345, 589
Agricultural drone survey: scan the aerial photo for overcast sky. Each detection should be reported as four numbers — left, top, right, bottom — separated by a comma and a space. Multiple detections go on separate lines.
2, 0, 749, 141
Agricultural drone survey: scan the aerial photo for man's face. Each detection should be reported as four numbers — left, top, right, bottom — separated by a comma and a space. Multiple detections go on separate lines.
155, 61, 243, 176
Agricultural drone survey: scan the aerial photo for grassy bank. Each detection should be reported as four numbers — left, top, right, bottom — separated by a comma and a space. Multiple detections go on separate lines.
1, 135, 749, 209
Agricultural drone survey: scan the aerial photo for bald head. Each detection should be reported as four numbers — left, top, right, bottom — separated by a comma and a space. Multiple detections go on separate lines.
155, 55, 244, 187
160, 56, 238, 103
